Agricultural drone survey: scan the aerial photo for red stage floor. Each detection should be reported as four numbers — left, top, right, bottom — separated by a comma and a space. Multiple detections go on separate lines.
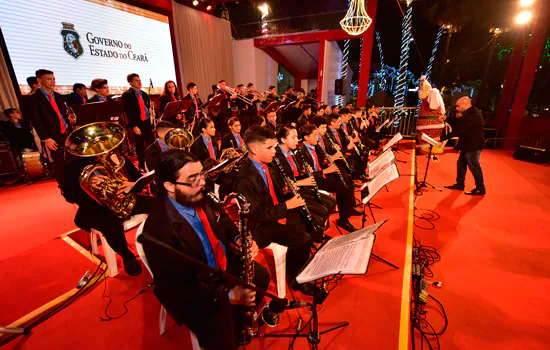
1, 148, 549, 349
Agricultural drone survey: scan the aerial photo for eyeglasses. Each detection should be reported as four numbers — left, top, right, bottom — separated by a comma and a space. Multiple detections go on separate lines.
172, 171, 207, 187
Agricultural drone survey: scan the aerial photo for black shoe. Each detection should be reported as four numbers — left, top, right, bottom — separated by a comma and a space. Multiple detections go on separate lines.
465, 188, 486, 196
349, 208, 364, 217
444, 184, 464, 191
123, 255, 142, 276
336, 219, 357, 232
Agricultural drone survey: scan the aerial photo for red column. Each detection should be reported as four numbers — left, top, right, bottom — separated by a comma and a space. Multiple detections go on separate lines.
494, 29, 526, 130
504, 11, 549, 150
356, 0, 378, 107
317, 40, 326, 104
294, 77, 302, 90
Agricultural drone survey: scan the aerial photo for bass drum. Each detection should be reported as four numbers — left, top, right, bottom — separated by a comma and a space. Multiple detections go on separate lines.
22, 151, 47, 178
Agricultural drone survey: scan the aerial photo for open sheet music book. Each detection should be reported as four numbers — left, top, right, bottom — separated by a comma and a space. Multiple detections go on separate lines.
361, 163, 400, 204
376, 119, 390, 133
382, 132, 403, 152
369, 149, 395, 178
296, 221, 387, 284
125, 170, 155, 193
421, 133, 443, 148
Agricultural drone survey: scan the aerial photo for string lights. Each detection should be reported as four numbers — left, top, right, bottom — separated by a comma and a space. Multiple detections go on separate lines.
375, 32, 388, 91
394, 1, 414, 108
340, 0, 372, 36
339, 39, 350, 105
426, 25, 443, 81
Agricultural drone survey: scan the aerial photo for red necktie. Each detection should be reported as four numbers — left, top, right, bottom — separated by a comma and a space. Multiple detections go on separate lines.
333, 130, 342, 147
262, 164, 286, 225
320, 137, 326, 150
48, 93, 66, 134
237, 134, 244, 148
287, 155, 299, 177
195, 207, 227, 270
310, 149, 321, 171
344, 124, 348, 134
137, 91, 147, 121
192, 94, 200, 118
171, 94, 177, 101
207, 139, 216, 159
82, 96, 86, 105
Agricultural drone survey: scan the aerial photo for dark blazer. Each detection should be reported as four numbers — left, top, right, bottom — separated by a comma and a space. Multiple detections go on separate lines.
88, 95, 112, 103
325, 127, 349, 154
29, 90, 69, 141
141, 196, 237, 348
442, 106, 485, 152
0, 119, 35, 150
272, 145, 301, 181
220, 132, 244, 152
158, 94, 178, 115
181, 93, 203, 121
299, 144, 327, 181
122, 88, 150, 128
234, 158, 288, 232
144, 140, 164, 171
265, 121, 277, 133
296, 114, 311, 130
190, 134, 220, 163
66, 92, 87, 106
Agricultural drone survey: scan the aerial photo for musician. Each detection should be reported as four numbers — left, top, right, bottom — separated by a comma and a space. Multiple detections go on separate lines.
221, 117, 245, 152
296, 104, 312, 129
191, 118, 219, 163
366, 103, 384, 147
266, 86, 278, 101
331, 105, 340, 114
1, 109, 40, 169
89, 79, 111, 103
315, 105, 326, 117
158, 80, 180, 115
66, 83, 88, 106
122, 73, 154, 172
26, 76, 40, 95
207, 84, 218, 102
182, 82, 203, 124
216, 80, 237, 136
327, 112, 367, 180
140, 150, 270, 348
62, 152, 152, 276
29, 69, 70, 187
145, 120, 176, 172
282, 87, 295, 102
234, 126, 316, 294
344, 102, 353, 110
265, 111, 278, 131
299, 124, 360, 232
351, 107, 375, 149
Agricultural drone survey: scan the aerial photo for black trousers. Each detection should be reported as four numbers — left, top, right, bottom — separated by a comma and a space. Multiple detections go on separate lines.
49, 133, 68, 188
75, 196, 152, 258
133, 121, 155, 167
316, 173, 356, 221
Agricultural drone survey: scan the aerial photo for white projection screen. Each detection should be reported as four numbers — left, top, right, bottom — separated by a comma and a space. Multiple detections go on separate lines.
0, 0, 177, 95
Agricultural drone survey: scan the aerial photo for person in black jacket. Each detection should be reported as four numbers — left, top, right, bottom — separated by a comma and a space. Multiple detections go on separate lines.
65, 83, 88, 106
442, 97, 486, 195
1, 108, 36, 151
265, 110, 278, 132
221, 117, 245, 152
62, 153, 152, 276
145, 120, 175, 172
88, 78, 112, 103
158, 80, 179, 115
181, 82, 204, 125
190, 118, 219, 163
29, 69, 72, 187
141, 150, 269, 349
122, 73, 154, 171
296, 104, 312, 129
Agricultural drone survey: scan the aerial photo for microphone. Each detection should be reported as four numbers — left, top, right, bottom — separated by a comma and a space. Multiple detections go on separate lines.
268, 298, 311, 313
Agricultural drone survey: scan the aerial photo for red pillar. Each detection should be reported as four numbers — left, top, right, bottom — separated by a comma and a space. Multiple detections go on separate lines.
494, 30, 526, 130
317, 40, 326, 104
294, 77, 302, 90
504, 10, 549, 150
356, 0, 378, 107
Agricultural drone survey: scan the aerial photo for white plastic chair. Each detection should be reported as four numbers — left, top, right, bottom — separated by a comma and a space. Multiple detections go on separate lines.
135, 220, 200, 349
90, 213, 148, 277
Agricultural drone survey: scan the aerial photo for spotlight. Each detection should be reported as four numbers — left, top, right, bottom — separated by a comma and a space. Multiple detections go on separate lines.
192, 0, 199, 6
206, 5, 212, 10
519, 0, 535, 7
515, 11, 533, 25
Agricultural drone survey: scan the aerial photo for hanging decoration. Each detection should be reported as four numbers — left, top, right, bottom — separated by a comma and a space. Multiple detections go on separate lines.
394, 0, 414, 108
339, 39, 350, 106
340, 0, 372, 36
426, 25, 444, 81
375, 32, 387, 91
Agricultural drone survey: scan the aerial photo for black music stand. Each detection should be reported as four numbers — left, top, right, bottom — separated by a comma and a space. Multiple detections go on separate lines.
416, 134, 442, 192
264, 101, 281, 114
73, 101, 124, 126
162, 100, 193, 119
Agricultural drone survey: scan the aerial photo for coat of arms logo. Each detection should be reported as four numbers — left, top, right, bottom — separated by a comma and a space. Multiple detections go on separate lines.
61, 22, 83, 59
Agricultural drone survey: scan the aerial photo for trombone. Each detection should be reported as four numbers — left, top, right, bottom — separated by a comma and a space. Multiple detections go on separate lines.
218, 85, 253, 105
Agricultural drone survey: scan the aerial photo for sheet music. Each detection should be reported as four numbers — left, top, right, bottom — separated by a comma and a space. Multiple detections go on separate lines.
368, 150, 395, 178
362, 163, 400, 204
382, 132, 403, 152
296, 222, 385, 284
421, 133, 443, 148
376, 119, 390, 132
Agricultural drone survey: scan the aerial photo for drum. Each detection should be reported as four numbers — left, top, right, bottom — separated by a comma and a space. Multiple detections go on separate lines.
22, 151, 46, 178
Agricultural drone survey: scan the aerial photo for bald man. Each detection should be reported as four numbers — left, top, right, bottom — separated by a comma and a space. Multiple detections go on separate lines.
440, 97, 486, 195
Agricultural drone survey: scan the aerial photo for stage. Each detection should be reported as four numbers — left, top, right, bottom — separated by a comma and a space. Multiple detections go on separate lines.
1, 147, 549, 349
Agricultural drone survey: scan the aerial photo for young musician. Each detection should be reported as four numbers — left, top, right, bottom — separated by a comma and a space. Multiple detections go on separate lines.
234, 126, 316, 293
331, 105, 340, 114
300, 124, 361, 232
29, 69, 71, 187
296, 104, 312, 129
266, 86, 278, 101
122, 73, 154, 172
66, 83, 87, 106
182, 82, 203, 123
265, 111, 278, 131
221, 117, 245, 151
1, 108, 37, 152
145, 120, 176, 172
159, 80, 180, 115
89, 79, 111, 102
140, 150, 270, 348
191, 118, 219, 163
26, 76, 40, 95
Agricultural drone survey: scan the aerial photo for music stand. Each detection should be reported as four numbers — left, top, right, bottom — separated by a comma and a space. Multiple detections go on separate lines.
264, 101, 281, 114
416, 134, 442, 192
161, 100, 193, 120
73, 101, 124, 126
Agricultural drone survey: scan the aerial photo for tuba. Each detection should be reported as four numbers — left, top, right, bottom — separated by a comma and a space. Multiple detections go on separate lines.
164, 128, 195, 150
65, 122, 136, 218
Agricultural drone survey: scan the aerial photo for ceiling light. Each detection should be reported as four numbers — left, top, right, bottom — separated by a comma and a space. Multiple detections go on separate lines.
515, 11, 533, 25
193, 0, 199, 6
519, 0, 535, 7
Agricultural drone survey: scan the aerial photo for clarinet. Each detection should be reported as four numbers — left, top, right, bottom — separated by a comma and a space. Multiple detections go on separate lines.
317, 141, 348, 188
294, 147, 323, 203
272, 157, 322, 235
326, 134, 354, 173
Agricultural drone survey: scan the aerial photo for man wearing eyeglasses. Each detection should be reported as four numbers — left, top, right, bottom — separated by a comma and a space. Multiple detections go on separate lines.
141, 150, 270, 349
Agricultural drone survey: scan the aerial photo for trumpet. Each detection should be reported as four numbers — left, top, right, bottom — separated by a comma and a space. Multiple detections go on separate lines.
64, 102, 77, 125
218, 85, 253, 105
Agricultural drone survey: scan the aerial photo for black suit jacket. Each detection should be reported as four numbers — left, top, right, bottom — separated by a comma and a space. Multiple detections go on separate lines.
66, 92, 87, 106
122, 88, 150, 128
299, 144, 328, 181
0, 119, 35, 150
191, 135, 220, 163
265, 122, 277, 133
296, 114, 310, 130
442, 107, 485, 152
88, 95, 112, 103
29, 90, 69, 141
220, 132, 244, 152
325, 127, 349, 154
144, 140, 164, 171
181, 93, 203, 121
141, 196, 237, 347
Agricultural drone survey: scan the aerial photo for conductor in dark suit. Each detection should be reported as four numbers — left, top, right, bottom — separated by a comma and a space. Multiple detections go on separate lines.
122, 73, 154, 171
442, 97, 486, 195
140, 150, 269, 349
29, 69, 71, 187
190, 118, 219, 163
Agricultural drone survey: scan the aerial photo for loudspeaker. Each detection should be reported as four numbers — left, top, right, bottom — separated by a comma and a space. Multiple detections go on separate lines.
513, 145, 549, 164
0, 145, 18, 176
334, 79, 345, 95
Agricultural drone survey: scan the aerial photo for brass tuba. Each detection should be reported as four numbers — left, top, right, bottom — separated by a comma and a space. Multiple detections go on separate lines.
65, 122, 136, 218
164, 128, 194, 150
